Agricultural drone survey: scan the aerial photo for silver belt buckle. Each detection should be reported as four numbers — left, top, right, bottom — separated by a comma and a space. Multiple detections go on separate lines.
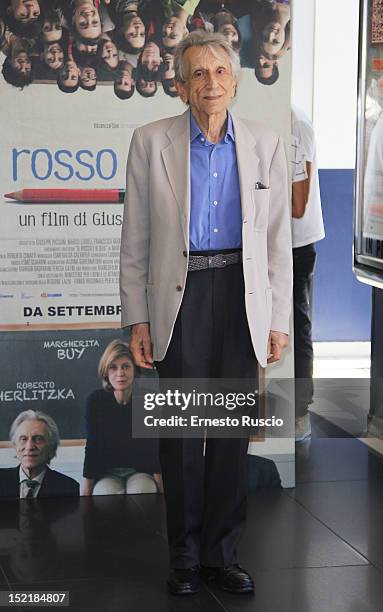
208, 256, 212, 268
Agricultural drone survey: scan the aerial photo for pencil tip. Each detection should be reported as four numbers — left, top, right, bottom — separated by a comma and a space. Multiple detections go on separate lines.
5, 193, 15, 200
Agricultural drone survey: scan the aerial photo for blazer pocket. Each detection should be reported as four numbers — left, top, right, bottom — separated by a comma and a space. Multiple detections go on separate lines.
251, 188, 270, 231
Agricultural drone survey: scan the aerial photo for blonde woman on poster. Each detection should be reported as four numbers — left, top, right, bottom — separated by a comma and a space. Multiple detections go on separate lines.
82, 339, 160, 496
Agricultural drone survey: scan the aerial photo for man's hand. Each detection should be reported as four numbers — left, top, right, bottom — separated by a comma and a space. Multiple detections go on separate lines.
267, 330, 289, 364
130, 323, 154, 369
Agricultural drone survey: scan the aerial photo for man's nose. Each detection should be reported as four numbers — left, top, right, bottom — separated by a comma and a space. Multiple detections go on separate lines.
25, 437, 36, 449
206, 72, 218, 87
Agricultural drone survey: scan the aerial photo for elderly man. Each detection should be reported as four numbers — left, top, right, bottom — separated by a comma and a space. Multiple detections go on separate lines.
120, 31, 292, 595
0, 410, 79, 498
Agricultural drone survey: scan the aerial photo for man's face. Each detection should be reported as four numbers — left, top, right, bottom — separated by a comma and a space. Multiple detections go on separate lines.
219, 24, 238, 46
163, 52, 175, 80
73, 2, 101, 40
123, 16, 145, 50
15, 420, 52, 472
177, 46, 236, 117
12, 51, 31, 74
61, 59, 80, 86
138, 78, 156, 96
42, 19, 62, 43
81, 66, 97, 87
43, 43, 64, 71
141, 41, 162, 72
262, 22, 285, 56
102, 40, 118, 69
256, 55, 276, 79
107, 356, 134, 391
162, 16, 187, 49
11, 0, 40, 23
116, 66, 135, 92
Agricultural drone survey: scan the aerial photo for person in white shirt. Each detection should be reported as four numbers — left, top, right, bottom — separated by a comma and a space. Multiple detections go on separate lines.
291, 106, 325, 442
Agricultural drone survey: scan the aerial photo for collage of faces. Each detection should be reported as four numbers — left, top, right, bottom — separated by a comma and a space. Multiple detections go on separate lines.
0, 0, 291, 97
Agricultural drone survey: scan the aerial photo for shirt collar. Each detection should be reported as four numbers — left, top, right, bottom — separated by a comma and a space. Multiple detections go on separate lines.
19, 465, 46, 485
190, 110, 235, 144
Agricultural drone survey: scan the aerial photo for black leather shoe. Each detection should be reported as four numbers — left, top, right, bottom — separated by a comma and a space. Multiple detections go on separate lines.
167, 567, 200, 595
201, 564, 254, 594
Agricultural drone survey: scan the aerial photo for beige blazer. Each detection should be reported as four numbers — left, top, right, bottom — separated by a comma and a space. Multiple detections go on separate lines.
120, 109, 292, 368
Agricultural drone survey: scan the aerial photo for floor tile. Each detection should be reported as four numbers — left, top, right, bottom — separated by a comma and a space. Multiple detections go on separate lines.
0, 496, 170, 584
8, 577, 227, 612
206, 565, 383, 612
296, 438, 383, 483
237, 490, 367, 570
131, 493, 168, 538
289, 479, 383, 571
0, 566, 10, 587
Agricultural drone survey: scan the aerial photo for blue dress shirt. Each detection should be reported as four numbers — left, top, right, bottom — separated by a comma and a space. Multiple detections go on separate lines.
189, 111, 242, 252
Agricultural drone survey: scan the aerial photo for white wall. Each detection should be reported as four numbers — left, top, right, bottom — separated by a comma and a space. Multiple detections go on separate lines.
291, 0, 316, 121
292, 0, 360, 169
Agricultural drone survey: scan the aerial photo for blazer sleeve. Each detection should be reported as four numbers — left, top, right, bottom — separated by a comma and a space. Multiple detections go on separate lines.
120, 127, 150, 327
267, 136, 293, 333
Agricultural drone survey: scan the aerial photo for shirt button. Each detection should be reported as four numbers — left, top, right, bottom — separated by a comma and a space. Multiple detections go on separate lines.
201, 137, 205, 142
213, 172, 218, 177
176, 285, 182, 291
213, 200, 218, 206
213, 228, 219, 233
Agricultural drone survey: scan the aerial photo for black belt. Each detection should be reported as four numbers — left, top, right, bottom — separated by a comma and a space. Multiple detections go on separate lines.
188, 251, 242, 272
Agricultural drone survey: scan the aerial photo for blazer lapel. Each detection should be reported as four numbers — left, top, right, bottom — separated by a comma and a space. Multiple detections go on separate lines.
231, 114, 260, 221
161, 109, 191, 246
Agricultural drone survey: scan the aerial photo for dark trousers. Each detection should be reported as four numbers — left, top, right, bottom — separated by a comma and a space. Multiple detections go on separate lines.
155, 262, 258, 569
293, 243, 317, 418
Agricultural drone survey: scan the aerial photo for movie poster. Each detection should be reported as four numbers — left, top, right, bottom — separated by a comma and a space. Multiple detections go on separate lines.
0, 0, 292, 496
0, 0, 291, 329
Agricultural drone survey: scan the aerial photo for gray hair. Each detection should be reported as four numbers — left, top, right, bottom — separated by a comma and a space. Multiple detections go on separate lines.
10, 409, 60, 462
174, 30, 241, 83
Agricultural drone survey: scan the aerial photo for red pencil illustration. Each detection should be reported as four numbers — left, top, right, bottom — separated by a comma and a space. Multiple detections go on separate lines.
4, 189, 125, 203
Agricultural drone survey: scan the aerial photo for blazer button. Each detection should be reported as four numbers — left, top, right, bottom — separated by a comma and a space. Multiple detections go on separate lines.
183, 250, 187, 257
176, 285, 182, 292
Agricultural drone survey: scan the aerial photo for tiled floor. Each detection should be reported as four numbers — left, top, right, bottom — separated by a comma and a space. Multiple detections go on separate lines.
1, 343, 382, 611
1, 434, 383, 612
